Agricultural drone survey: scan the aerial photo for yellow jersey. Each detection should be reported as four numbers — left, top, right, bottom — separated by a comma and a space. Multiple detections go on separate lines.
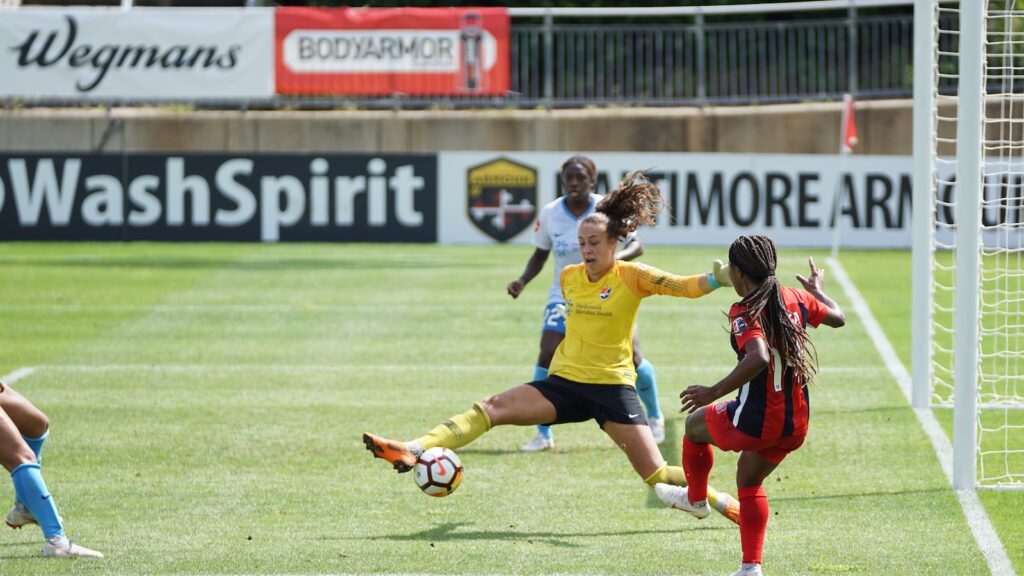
548, 260, 711, 386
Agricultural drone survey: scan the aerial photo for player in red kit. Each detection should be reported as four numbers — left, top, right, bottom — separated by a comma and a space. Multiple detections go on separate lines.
655, 235, 846, 576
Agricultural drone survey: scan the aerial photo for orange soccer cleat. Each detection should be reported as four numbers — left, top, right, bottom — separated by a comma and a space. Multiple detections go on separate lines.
715, 493, 741, 525
363, 432, 416, 473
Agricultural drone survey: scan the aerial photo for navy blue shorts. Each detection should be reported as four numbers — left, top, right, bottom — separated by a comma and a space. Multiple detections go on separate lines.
527, 375, 647, 428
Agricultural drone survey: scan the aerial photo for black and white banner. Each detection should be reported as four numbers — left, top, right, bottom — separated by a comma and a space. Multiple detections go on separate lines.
0, 8, 274, 99
440, 152, 916, 248
0, 154, 436, 242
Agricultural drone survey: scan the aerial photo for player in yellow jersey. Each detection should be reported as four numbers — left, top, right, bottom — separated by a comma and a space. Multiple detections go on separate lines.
507, 155, 666, 452
364, 171, 739, 522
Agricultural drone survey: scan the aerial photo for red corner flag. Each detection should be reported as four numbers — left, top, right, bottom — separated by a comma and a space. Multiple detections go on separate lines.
840, 93, 859, 154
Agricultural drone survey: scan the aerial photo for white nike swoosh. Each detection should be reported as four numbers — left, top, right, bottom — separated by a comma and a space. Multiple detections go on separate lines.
628, 413, 640, 419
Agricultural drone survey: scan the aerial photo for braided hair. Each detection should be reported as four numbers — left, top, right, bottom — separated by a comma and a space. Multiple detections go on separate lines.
580, 171, 665, 239
729, 235, 818, 386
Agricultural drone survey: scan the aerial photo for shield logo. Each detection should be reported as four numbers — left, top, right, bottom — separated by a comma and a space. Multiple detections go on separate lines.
467, 158, 538, 242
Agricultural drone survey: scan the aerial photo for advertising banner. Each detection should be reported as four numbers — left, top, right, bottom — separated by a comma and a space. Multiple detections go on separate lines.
0, 154, 436, 242
275, 7, 510, 96
439, 152, 919, 248
0, 8, 275, 100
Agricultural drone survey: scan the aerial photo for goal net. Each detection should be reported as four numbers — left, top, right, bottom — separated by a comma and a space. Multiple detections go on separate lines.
917, 0, 1024, 490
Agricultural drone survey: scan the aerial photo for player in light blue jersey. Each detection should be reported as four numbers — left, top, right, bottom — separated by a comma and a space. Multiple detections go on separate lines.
506, 155, 666, 451
0, 379, 102, 558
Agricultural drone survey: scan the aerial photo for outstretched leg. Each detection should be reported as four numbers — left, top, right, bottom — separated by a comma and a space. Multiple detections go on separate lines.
601, 420, 739, 524
365, 384, 557, 472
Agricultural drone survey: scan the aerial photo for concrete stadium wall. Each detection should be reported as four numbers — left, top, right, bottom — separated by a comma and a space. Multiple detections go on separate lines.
0, 99, 945, 155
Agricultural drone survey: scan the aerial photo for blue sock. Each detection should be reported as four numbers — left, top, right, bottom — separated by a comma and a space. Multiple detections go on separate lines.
533, 365, 552, 439
635, 359, 662, 420
11, 463, 63, 538
15, 430, 48, 506
22, 429, 48, 465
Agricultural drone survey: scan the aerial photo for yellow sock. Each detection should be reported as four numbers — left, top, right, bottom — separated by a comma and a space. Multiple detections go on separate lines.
415, 402, 492, 451
643, 464, 685, 486
643, 464, 729, 512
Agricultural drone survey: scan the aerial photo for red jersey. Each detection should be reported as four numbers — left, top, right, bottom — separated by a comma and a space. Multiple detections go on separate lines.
727, 286, 828, 440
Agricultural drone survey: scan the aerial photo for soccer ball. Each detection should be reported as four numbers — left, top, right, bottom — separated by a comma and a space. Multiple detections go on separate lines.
413, 447, 463, 497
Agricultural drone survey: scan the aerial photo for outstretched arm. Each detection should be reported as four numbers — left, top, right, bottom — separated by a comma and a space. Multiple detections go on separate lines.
624, 261, 728, 299
507, 248, 551, 298
795, 257, 845, 328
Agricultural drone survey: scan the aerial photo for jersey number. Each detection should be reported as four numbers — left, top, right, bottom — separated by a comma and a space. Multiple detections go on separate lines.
544, 305, 566, 328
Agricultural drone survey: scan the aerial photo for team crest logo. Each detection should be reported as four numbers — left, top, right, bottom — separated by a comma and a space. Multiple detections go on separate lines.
599, 286, 612, 300
732, 317, 748, 334
467, 158, 538, 242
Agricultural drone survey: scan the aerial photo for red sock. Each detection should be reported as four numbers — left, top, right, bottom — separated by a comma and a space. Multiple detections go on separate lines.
738, 486, 769, 565
682, 437, 713, 502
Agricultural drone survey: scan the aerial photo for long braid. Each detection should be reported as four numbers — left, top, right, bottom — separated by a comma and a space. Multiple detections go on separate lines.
580, 171, 665, 239
729, 235, 818, 386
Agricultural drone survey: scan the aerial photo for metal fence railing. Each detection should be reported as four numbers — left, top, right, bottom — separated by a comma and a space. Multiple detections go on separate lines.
2, 0, 934, 109
500, 15, 913, 107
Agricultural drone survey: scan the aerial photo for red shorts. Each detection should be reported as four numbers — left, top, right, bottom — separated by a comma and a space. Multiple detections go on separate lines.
705, 402, 805, 464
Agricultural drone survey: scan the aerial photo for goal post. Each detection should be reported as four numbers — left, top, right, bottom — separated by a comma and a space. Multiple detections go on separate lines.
952, 0, 984, 491
915, 0, 1024, 491
912, 0, 935, 411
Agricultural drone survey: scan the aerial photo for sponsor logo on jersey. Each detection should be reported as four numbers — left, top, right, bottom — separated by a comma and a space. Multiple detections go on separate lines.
466, 157, 538, 242
599, 286, 612, 299
732, 317, 748, 334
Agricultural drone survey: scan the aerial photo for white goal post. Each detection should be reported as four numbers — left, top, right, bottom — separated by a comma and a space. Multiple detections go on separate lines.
913, 0, 1024, 491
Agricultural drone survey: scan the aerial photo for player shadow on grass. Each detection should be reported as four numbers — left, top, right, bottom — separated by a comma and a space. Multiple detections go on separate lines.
0, 541, 49, 560
773, 486, 950, 504
342, 520, 731, 548
811, 404, 910, 417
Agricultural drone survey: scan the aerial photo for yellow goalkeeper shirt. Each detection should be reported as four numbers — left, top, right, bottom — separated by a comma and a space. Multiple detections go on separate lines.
549, 260, 711, 386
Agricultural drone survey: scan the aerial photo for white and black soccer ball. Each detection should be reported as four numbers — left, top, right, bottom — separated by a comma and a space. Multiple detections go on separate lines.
413, 447, 463, 497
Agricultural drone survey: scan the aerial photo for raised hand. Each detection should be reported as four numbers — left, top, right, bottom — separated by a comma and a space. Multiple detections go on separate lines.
795, 256, 825, 292
712, 259, 733, 287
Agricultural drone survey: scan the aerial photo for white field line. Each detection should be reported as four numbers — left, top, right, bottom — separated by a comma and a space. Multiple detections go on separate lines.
29, 364, 885, 374
0, 367, 35, 384
827, 257, 1015, 576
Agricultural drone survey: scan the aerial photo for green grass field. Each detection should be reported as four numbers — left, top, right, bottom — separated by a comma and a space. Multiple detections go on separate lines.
0, 243, 1020, 575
